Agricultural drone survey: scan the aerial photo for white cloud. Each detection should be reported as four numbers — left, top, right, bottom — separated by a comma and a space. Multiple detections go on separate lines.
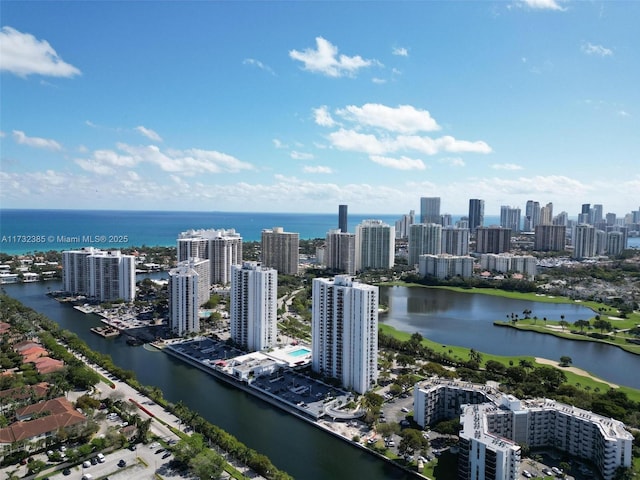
372, 77, 387, 84
243, 58, 275, 75
581, 42, 613, 57
396, 135, 493, 155
313, 106, 337, 127
135, 126, 163, 142
75, 159, 115, 176
74, 143, 253, 177
518, 0, 566, 11
328, 129, 492, 156
12, 130, 62, 151
617, 110, 631, 117
392, 47, 409, 57
0, 131, 6, 138
491, 163, 524, 170
290, 151, 314, 160
336, 103, 441, 133
439, 157, 466, 167
328, 129, 391, 155
289, 37, 377, 78
370, 155, 426, 171
0, 26, 81, 78
272, 139, 288, 149
303, 165, 333, 174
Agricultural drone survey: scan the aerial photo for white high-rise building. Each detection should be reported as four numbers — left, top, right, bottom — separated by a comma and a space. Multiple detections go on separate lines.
572, 224, 597, 259
524, 200, 540, 232
418, 254, 474, 280
325, 229, 356, 275
63, 248, 135, 302
230, 262, 278, 351
500, 206, 521, 234
355, 220, 395, 271
408, 223, 442, 267
311, 276, 378, 394
168, 258, 210, 336
87, 251, 136, 302
177, 228, 243, 285
62, 247, 97, 294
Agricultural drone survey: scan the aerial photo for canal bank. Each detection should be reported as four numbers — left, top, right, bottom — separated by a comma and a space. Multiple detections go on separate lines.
1, 280, 415, 480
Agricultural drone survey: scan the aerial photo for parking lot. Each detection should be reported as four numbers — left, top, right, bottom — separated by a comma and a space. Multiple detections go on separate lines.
5, 442, 188, 480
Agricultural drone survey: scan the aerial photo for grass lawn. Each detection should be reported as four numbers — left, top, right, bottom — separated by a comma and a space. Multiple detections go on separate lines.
494, 320, 640, 355
379, 323, 640, 403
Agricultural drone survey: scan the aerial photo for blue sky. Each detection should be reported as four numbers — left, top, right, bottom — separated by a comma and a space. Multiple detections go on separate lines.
1, 1, 638, 217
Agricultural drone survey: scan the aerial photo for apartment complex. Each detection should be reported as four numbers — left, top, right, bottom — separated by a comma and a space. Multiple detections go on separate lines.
420, 197, 441, 224
479, 254, 537, 280
355, 220, 395, 271
413, 380, 633, 480
500, 206, 521, 234
442, 227, 470, 256
338, 204, 348, 233
325, 229, 356, 275
168, 258, 210, 336
230, 262, 278, 351
408, 223, 442, 267
572, 224, 598, 259
534, 225, 566, 252
62, 247, 135, 302
468, 199, 485, 233
177, 228, 243, 285
475, 227, 512, 254
418, 254, 474, 280
311, 276, 378, 394
261, 227, 299, 275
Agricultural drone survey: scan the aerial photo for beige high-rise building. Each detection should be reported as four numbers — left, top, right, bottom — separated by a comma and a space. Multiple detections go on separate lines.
325, 229, 356, 275
261, 227, 299, 275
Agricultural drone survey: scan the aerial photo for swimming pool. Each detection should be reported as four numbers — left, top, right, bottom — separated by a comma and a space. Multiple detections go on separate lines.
289, 347, 311, 357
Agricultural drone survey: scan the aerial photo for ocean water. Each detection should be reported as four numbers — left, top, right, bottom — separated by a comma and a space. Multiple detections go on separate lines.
3, 209, 636, 255
0, 209, 410, 255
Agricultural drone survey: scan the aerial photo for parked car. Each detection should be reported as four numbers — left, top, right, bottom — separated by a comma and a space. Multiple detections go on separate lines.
118, 459, 126, 468
162, 452, 171, 459
82, 461, 91, 468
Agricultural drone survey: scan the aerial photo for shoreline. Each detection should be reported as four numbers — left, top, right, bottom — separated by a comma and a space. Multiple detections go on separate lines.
533, 357, 619, 388
493, 321, 640, 356
163, 343, 424, 479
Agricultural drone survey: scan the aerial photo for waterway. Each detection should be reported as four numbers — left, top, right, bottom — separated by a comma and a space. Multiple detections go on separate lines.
1, 280, 412, 480
379, 285, 640, 389
3, 281, 640, 479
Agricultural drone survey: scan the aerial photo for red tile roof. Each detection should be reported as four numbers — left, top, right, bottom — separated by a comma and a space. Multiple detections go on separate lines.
0, 397, 86, 444
0, 382, 49, 401
32, 357, 64, 374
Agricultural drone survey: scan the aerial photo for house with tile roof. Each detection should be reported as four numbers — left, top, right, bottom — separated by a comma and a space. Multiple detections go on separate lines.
0, 397, 86, 458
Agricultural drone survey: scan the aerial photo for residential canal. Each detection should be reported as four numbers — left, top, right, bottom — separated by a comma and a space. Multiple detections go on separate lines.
379, 285, 640, 389
1, 280, 412, 480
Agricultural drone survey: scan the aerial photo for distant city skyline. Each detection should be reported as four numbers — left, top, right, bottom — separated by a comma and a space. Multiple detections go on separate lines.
1, 2, 639, 214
